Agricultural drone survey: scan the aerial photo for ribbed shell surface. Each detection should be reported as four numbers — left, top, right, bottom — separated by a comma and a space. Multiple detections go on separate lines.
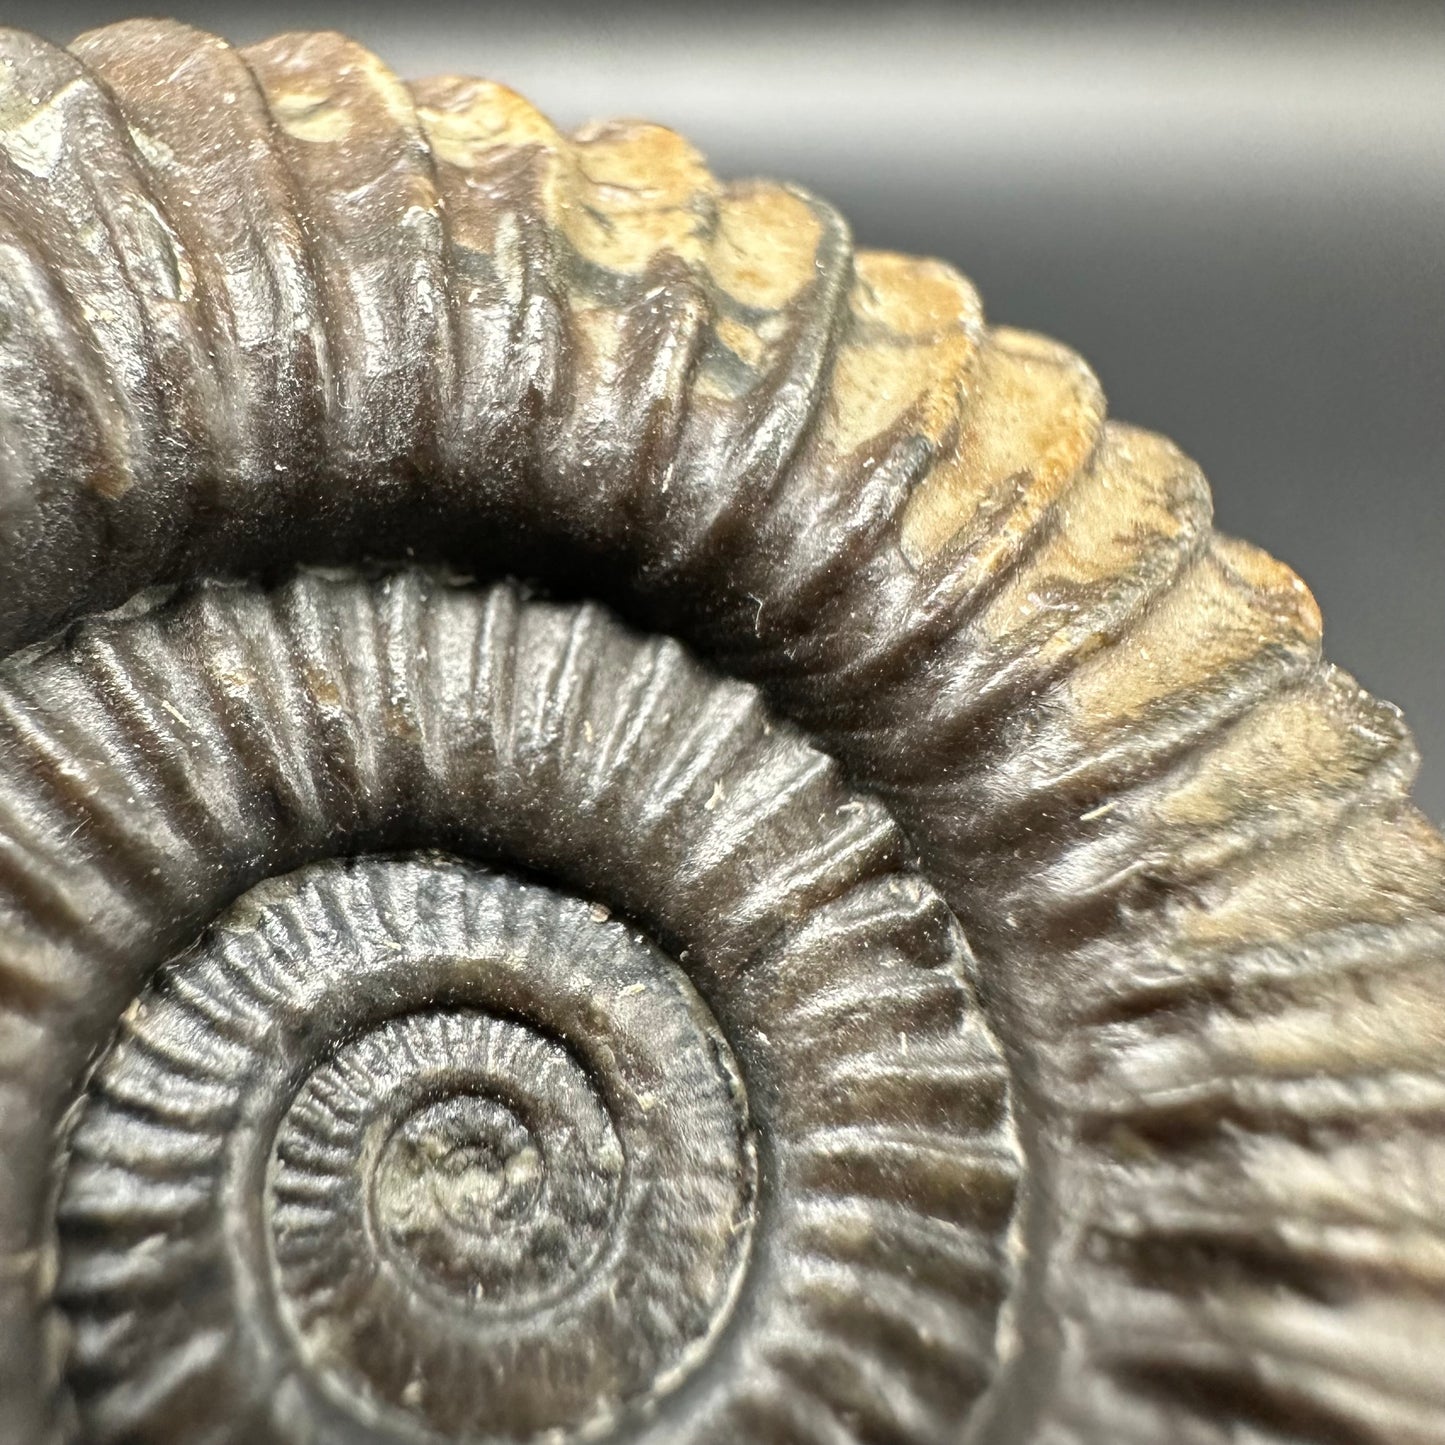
0, 19, 1440, 1445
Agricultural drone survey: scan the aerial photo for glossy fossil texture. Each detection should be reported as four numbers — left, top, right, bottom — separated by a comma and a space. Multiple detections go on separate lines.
19, 575, 1013, 1443
0, 17, 1441, 1445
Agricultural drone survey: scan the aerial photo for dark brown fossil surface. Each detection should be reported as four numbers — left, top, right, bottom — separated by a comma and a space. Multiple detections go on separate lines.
0, 18, 1441, 1445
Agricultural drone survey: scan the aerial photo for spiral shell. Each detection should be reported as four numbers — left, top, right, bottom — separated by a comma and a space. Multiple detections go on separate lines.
0, 18, 1441, 1445
20, 573, 1013, 1443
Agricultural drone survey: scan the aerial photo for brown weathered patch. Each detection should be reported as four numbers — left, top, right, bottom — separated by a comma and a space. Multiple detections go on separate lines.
819, 250, 981, 459
708, 182, 824, 312
900, 325, 1103, 565
559, 120, 715, 275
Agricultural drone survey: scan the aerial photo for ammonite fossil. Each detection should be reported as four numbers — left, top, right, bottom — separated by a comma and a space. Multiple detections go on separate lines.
0, 19, 1441, 1445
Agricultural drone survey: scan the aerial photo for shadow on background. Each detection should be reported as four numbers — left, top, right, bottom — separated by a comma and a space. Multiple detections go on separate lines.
10, 0, 1445, 819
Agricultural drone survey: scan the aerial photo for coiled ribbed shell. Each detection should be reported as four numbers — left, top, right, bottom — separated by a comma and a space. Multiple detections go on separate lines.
0, 18, 1440, 1445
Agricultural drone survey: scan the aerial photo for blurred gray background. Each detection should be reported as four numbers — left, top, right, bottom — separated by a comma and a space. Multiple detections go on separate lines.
11, 1, 1445, 820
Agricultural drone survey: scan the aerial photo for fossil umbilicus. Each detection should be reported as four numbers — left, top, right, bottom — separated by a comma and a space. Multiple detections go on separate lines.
0, 20, 1441, 1445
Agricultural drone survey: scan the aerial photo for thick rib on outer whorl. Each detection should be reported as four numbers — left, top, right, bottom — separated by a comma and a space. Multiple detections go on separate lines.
0, 18, 1441, 1445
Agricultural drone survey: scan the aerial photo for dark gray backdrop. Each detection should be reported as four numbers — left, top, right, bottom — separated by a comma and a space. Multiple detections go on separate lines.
10, 1, 1444, 821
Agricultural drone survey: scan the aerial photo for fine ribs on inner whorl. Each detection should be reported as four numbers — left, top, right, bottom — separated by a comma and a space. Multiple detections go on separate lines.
0, 17, 1442, 1445
4, 573, 1018, 1445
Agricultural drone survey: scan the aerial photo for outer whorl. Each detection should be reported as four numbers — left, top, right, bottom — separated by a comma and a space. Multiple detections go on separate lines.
0, 18, 1440, 1445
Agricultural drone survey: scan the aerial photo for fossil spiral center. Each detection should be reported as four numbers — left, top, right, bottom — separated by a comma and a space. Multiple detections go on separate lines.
380, 1094, 545, 1239
58, 860, 757, 1443
274, 1011, 625, 1327
30, 576, 1023, 1444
